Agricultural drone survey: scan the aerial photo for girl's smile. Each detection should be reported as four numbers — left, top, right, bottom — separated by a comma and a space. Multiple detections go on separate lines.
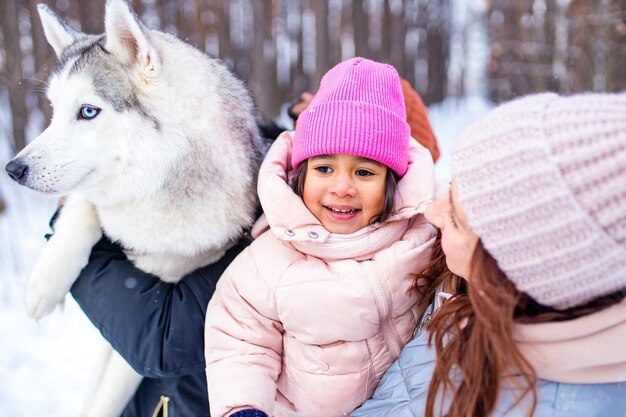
324, 204, 359, 221
303, 154, 387, 234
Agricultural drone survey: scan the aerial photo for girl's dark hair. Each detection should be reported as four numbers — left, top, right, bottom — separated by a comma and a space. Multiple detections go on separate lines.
415, 236, 626, 417
290, 159, 400, 224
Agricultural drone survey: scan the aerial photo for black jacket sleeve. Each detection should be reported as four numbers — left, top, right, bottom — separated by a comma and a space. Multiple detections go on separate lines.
70, 235, 248, 378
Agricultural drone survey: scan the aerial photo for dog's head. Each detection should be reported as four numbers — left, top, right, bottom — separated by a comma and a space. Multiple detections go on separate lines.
5, 0, 183, 203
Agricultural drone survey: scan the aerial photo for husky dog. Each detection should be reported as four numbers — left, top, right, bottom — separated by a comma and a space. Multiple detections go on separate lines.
5, 0, 263, 416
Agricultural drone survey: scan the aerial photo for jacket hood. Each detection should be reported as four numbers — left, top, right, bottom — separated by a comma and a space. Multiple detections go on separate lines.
513, 297, 626, 383
253, 131, 435, 260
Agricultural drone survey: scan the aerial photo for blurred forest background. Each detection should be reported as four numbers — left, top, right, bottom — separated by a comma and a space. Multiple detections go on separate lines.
0, 0, 625, 156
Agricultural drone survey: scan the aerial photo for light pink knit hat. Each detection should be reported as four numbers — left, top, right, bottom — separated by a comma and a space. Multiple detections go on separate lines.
292, 57, 410, 176
453, 93, 626, 309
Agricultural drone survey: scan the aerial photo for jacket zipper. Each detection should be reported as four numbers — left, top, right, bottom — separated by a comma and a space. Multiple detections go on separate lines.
365, 264, 402, 358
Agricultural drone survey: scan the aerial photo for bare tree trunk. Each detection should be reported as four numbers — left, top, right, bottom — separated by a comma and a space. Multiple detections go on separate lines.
131, 0, 144, 18
216, 0, 233, 63
326, 0, 341, 68
488, 0, 529, 102
592, 0, 610, 92
568, 0, 595, 92
486, 0, 502, 101
340, 0, 353, 60
1, 0, 29, 152
78, 1, 105, 33
545, 0, 564, 92
381, 0, 391, 60
425, 0, 451, 103
312, 0, 329, 90
389, 0, 405, 81
265, 0, 279, 117
232, 0, 251, 82
27, 0, 53, 123
527, 0, 549, 92
158, 0, 177, 32
176, 0, 192, 44
404, 0, 422, 89
66, 0, 81, 27
194, 0, 208, 52
290, 1, 307, 95
607, 0, 626, 91
250, 0, 279, 118
352, 0, 368, 58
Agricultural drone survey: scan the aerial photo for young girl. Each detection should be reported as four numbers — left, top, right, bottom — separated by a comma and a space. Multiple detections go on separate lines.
352, 92, 626, 417
204, 57, 438, 417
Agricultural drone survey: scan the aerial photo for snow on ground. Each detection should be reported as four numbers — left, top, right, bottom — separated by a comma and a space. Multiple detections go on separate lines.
0, 95, 492, 416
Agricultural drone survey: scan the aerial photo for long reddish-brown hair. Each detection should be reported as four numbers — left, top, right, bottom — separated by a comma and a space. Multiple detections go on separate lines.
416, 235, 626, 417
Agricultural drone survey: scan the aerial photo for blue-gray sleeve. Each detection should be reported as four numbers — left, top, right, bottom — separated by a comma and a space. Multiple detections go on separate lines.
70, 235, 246, 378
354, 317, 626, 417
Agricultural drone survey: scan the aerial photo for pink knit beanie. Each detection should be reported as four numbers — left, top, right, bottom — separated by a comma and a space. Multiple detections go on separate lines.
453, 93, 626, 309
292, 57, 410, 176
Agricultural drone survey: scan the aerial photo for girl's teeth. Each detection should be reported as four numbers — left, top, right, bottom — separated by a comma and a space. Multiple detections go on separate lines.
328, 206, 355, 214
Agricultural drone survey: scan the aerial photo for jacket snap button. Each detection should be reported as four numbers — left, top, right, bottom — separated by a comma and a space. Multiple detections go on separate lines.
308, 231, 319, 239
284, 229, 295, 237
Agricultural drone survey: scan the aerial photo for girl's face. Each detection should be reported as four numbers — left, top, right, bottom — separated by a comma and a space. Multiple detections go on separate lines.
425, 181, 479, 278
303, 154, 387, 234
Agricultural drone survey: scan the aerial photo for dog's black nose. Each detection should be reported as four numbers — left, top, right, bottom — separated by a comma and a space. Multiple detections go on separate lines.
6, 159, 28, 182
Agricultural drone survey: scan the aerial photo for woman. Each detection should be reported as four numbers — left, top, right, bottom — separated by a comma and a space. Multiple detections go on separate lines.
352, 92, 626, 417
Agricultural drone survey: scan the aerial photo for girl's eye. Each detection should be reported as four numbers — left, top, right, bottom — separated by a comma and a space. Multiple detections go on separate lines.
355, 169, 373, 177
78, 105, 101, 120
314, 166, 333, 174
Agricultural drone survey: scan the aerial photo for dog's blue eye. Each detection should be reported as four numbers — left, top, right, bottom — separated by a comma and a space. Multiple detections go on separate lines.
78, 105, 101, 120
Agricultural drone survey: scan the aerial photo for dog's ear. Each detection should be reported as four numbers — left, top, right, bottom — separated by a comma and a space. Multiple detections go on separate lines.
104, 0, 161, 79
38, 4, 82, 57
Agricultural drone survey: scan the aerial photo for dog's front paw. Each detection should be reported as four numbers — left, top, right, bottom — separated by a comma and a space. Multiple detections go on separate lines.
24, 257, 75, 320
24, 196, 103, 320
24, 233, 94, 320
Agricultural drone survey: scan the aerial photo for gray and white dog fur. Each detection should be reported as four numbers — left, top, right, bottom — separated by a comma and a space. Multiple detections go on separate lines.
6, 0, 263, 416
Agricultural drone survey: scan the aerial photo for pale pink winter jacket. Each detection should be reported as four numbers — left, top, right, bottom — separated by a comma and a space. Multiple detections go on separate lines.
205, 132, 437, 417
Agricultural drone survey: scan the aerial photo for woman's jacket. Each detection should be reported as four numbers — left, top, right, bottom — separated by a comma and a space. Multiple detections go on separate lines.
352, 298, 626, 417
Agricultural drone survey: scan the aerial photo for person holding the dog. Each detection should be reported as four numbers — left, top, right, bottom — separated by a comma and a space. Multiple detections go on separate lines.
68, 234, 250, 417
351, 93, 626, 417
204, 57, 438, 417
